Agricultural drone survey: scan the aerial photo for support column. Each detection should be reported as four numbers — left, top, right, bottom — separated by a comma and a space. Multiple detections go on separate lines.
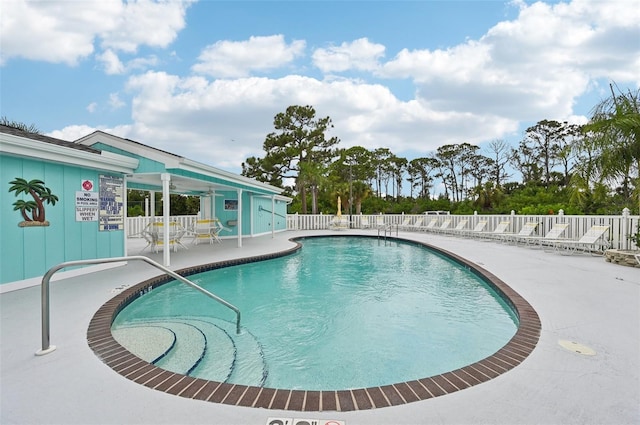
236, 189, 243, 248
161, 173, 171, 266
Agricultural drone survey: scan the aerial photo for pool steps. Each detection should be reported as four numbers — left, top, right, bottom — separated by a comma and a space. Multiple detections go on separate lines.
112, 316, 267, 387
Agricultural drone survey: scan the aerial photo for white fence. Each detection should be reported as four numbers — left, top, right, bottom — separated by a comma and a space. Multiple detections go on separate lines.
127, 215, 198, 238
286, 210, 640, 251
125, 210, 639, 251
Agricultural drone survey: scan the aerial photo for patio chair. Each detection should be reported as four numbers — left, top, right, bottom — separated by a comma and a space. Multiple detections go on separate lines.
138, 223, 157, 253
418, 217, 439, 232
515, 223, 569, 248
499, 221, 539, 244
407, 217, 424, 231
462, 220, 488, 238
191, 219, 220, 245
360, 216, 371, 229
480, 220, 511, 241
549, 225, 611, 255
433, 218, 452, 234
397, 216, 413, 231
329, 215, 349, 230
151, 221, 187, 252
444, 219, 469, 236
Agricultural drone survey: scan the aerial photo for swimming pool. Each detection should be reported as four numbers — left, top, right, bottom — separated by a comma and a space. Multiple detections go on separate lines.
89, 235, 541, 411
113, 236, 517, 389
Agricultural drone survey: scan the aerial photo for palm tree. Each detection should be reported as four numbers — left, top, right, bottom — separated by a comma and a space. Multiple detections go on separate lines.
583, 84, 640, 211
9, 178, 59, 223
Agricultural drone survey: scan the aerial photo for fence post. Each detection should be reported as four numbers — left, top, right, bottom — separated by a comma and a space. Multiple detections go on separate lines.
622, 208, 630, 250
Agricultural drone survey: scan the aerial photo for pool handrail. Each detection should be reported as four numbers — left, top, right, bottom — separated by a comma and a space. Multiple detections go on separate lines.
35, 255, 242, 356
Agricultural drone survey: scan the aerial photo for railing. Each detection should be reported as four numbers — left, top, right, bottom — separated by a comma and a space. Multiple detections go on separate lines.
127, 215, 198, 238
285, 209, 640, 251
35, 255, 241, 356
125, 211, 639, 250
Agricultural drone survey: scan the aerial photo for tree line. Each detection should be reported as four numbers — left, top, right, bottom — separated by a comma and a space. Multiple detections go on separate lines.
242, 85, 640, 216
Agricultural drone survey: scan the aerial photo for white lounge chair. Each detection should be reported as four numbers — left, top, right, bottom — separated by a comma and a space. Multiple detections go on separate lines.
462, 220, 488, 238
418, 218, 439, 232
515, 223, 569, 248
550, 225, 611, 255
407, 217, 424, 231
375, 215, 386, 229
329, 215, 349, 230
499, 221, 539, 244
481, 221, 511, 241
360, 216, 371, 229
397, 217, 413, 231
433, 218, 452, 234
444, 219, 469, 236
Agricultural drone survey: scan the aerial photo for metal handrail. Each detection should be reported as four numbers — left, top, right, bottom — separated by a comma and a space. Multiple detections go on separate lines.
35, 255, 241, 356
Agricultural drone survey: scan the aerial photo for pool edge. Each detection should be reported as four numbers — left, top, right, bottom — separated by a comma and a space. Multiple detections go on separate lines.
87, 234, 541, 412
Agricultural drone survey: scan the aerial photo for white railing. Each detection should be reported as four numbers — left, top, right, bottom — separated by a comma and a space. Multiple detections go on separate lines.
285, 209, 639, 251
127, 215, 198, 238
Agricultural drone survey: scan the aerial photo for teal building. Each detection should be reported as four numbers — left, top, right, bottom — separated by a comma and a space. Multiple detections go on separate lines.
0, 126, 289, 288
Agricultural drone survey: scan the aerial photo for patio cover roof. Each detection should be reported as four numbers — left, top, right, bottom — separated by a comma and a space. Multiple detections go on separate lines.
75, 130, 288, 198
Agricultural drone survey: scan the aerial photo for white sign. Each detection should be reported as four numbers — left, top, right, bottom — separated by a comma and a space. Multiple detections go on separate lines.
76, 207, 99, 222
76, 191, 99, 207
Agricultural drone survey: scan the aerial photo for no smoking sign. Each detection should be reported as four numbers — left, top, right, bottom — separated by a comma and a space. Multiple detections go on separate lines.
82, 180, 94, 191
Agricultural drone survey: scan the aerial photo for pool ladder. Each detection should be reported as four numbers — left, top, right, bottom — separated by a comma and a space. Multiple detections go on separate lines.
35, 255, 241, 356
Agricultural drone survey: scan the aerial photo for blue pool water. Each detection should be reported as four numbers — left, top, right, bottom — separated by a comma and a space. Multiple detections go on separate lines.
113, 236, 518, 390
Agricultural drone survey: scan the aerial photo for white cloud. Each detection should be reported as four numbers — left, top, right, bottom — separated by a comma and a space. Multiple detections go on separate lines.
192, 35, 306, 78
379, 0, 640, 122
97, 49, 126, 75
86, 102, 98, 113
116, 71, 517, 172
96, 49, 158, 75
312, 38, 385, 73
48, 124, 99, 141
0, 0, 193, 66
109, 93, 126, 110
99, 0, 195, 53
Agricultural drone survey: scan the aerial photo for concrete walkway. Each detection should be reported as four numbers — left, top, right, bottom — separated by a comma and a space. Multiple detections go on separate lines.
1, 230, 638, 425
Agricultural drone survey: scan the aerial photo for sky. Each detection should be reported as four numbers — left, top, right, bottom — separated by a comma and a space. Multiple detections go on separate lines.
1, 0, 639, 180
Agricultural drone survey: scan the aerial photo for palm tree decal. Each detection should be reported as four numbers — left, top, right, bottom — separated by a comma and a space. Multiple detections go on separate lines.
9, 178, 59, 225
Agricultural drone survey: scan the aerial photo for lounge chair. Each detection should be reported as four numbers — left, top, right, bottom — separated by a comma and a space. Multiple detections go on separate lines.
375, 215, 386, 229
360, 216, 371, 229
462, 220, 488, 238
329, 215, 349, 230
549, 225, 611, 255
480, 221, 511, 241
444, 219, 469, 236
432, 218, 452, 234
407, 217, 424, 231
499, 221, 539, 244
515, 223, 569, 248
397, 217, 413, 231
418, 218, 439, 232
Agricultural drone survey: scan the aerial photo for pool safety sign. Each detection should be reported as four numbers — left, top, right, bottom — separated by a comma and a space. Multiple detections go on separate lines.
266, 419, 345, 425
75, 191, 99, 222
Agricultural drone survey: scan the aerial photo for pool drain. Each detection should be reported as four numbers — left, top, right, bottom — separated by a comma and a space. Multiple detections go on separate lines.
558, 340, 596, 356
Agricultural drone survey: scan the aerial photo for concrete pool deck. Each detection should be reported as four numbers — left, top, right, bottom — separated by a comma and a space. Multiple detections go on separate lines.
1, 229, 639, 424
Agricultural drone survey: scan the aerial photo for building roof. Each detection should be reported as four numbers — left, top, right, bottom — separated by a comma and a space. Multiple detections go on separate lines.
0, 125, 100, 154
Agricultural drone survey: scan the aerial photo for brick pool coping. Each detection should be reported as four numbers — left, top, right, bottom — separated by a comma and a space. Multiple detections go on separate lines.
87, 235, 541, 412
